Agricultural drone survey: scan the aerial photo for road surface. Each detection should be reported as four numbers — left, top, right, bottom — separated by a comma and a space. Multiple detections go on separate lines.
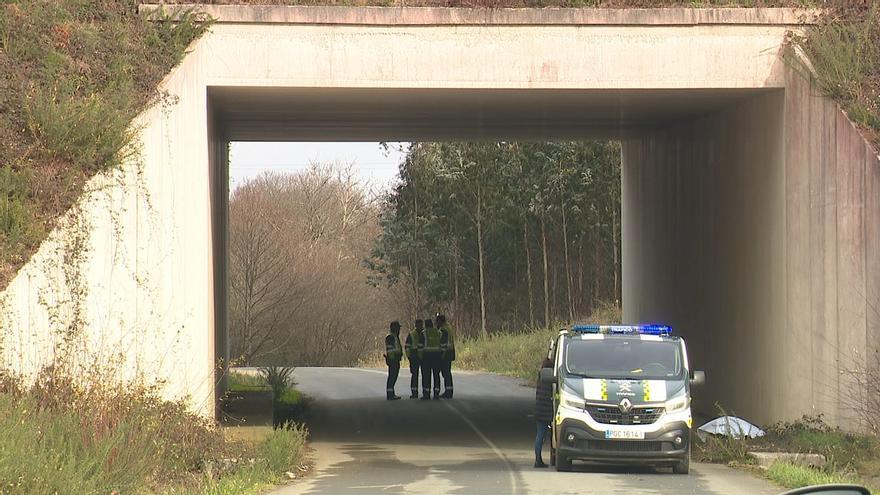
272, 367, 780, 495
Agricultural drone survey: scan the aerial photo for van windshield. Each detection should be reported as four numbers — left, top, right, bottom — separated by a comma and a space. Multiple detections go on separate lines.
565, 338, 683, 380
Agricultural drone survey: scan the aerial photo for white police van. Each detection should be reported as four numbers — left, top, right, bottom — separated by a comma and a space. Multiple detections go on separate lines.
541, 324, 705, 474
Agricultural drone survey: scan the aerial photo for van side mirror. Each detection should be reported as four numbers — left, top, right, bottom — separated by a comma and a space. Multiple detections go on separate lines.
540, 367, 555, 384
690, 370, 706, 387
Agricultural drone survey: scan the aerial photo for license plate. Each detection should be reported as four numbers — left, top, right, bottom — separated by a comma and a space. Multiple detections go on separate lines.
605, 430, 645, 440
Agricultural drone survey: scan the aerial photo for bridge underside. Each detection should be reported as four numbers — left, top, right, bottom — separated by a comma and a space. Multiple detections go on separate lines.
210, 80, 879, 427
2, 6, 876, 427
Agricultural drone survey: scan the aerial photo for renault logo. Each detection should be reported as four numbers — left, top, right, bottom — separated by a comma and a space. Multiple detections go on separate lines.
619, 398, 633, 413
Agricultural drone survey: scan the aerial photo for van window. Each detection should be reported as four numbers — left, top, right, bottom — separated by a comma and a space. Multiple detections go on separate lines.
565, 338, 683, 380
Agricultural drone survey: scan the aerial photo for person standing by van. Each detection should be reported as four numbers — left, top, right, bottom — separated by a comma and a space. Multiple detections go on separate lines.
534, 357, 554, 468
437, 314, 455, 398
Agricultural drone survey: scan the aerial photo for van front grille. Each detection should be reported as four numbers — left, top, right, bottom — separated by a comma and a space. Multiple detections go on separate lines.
583, 440, 663, 452
585, 405, 665, 425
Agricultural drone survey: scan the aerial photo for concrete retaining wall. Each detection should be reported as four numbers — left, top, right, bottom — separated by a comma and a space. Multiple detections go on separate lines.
622, 69, 880, 428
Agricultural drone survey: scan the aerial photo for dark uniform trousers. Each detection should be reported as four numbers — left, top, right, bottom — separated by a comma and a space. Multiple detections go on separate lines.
440, 353, 454, 396
421, 352, 442, 397
409, 358, 422, 396
386, 357, 400, 398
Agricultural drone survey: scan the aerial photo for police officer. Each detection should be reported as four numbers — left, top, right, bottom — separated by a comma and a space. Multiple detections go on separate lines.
437, 314, 455, 399
384, 321, 403, 400
405, 319, 425, 399
420, 318, 442, 400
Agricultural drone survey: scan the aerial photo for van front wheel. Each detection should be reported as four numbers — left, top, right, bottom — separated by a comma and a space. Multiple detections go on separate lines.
556, 454, 571, 472
672, 449, 690, 474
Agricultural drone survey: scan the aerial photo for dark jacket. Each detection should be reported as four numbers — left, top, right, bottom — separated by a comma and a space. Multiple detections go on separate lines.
535, 374, 554, 423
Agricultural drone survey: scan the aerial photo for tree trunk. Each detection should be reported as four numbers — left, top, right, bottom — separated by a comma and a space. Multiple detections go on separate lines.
541, 215, 550, 328
476, 189, 488, 338
523, 218, 534, 326
561, 204, 574, 322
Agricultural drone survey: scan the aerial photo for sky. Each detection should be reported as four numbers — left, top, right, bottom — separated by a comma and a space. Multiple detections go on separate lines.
229, 142, 408, 192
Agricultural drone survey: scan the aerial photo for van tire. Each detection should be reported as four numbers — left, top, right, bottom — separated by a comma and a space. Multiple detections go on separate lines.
672, 450, 690, 474
555, 454, 571, 472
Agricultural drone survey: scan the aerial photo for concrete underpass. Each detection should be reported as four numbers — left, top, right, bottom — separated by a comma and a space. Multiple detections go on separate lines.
1, 4, 877, 439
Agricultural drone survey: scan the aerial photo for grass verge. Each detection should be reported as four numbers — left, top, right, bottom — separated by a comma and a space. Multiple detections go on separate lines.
0, 367, 308, 494
455, 301, 622, 382
695, 414, 879, 493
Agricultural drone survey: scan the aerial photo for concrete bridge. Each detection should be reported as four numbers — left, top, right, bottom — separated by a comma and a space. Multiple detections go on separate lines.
0, 5, 876, 427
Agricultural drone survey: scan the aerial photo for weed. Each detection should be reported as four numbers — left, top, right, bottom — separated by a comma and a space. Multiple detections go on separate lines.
259, 366, 296, 401
766, 462, 855, 489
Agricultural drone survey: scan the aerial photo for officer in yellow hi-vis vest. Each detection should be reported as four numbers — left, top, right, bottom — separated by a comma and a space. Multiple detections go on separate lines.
384, 321, 403, 400
437, 314, 455, 399
420, 318, 442, 400
405, 319, 425, 399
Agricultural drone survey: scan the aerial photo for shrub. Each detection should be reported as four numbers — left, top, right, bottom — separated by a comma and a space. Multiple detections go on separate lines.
259, 366, 296, 401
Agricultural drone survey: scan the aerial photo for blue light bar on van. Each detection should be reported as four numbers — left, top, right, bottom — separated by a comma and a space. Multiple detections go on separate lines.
571, 324, 672, 336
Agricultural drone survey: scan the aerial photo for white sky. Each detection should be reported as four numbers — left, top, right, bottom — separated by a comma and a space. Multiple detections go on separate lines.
229, 142, 408, 192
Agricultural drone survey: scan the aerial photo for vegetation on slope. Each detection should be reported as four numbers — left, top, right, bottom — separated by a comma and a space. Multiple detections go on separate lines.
790, 1, 879, 149
454, 301, 622, 382
0, 368, 308, 494
0, 0, 210, 287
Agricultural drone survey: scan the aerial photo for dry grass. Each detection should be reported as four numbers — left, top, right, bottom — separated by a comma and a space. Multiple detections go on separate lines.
0, 1, 210, 289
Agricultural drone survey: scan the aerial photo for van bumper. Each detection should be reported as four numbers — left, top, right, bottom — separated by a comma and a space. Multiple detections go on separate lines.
556, 418, 690, 465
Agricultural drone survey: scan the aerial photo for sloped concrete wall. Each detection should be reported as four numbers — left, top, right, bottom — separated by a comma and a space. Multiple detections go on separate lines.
622, 69, 880, 428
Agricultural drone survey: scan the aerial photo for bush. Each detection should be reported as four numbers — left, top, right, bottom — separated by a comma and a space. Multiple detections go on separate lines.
0, 367, 224, 493
261, 423, 309, 474
259, 366, 296, 401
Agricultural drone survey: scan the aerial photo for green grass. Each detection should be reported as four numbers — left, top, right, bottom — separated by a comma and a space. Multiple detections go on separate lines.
455, 301, 622, 382
696, 413, 879, 492
765, 462, 857, 490
228, 371, 271, 393
0, 369, 309, 494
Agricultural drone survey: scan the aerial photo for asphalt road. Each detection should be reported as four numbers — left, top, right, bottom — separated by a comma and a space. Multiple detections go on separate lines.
272, 367, 780, 495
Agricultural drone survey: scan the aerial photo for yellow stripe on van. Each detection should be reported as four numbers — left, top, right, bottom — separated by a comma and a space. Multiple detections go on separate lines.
643, 380, 651, 401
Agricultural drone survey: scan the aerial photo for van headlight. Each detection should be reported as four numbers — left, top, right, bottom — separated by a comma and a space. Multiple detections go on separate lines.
561, 390, 586, 409
664, 394, 690, 413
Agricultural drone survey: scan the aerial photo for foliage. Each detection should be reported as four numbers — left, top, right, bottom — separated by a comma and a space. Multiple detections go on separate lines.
0, 0, 211, 287
228, 164, 403, 366
227, 371, 271, 393
765, 462, 856, 490
261, 423, 309, 474
789, 1, 880, 149
259, 366, 296, 401
695, 412, 880, 491
455, 301, 621, 382
370, 142, 622, 337
0, 367, 309, 495
755, 415, 879, 472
